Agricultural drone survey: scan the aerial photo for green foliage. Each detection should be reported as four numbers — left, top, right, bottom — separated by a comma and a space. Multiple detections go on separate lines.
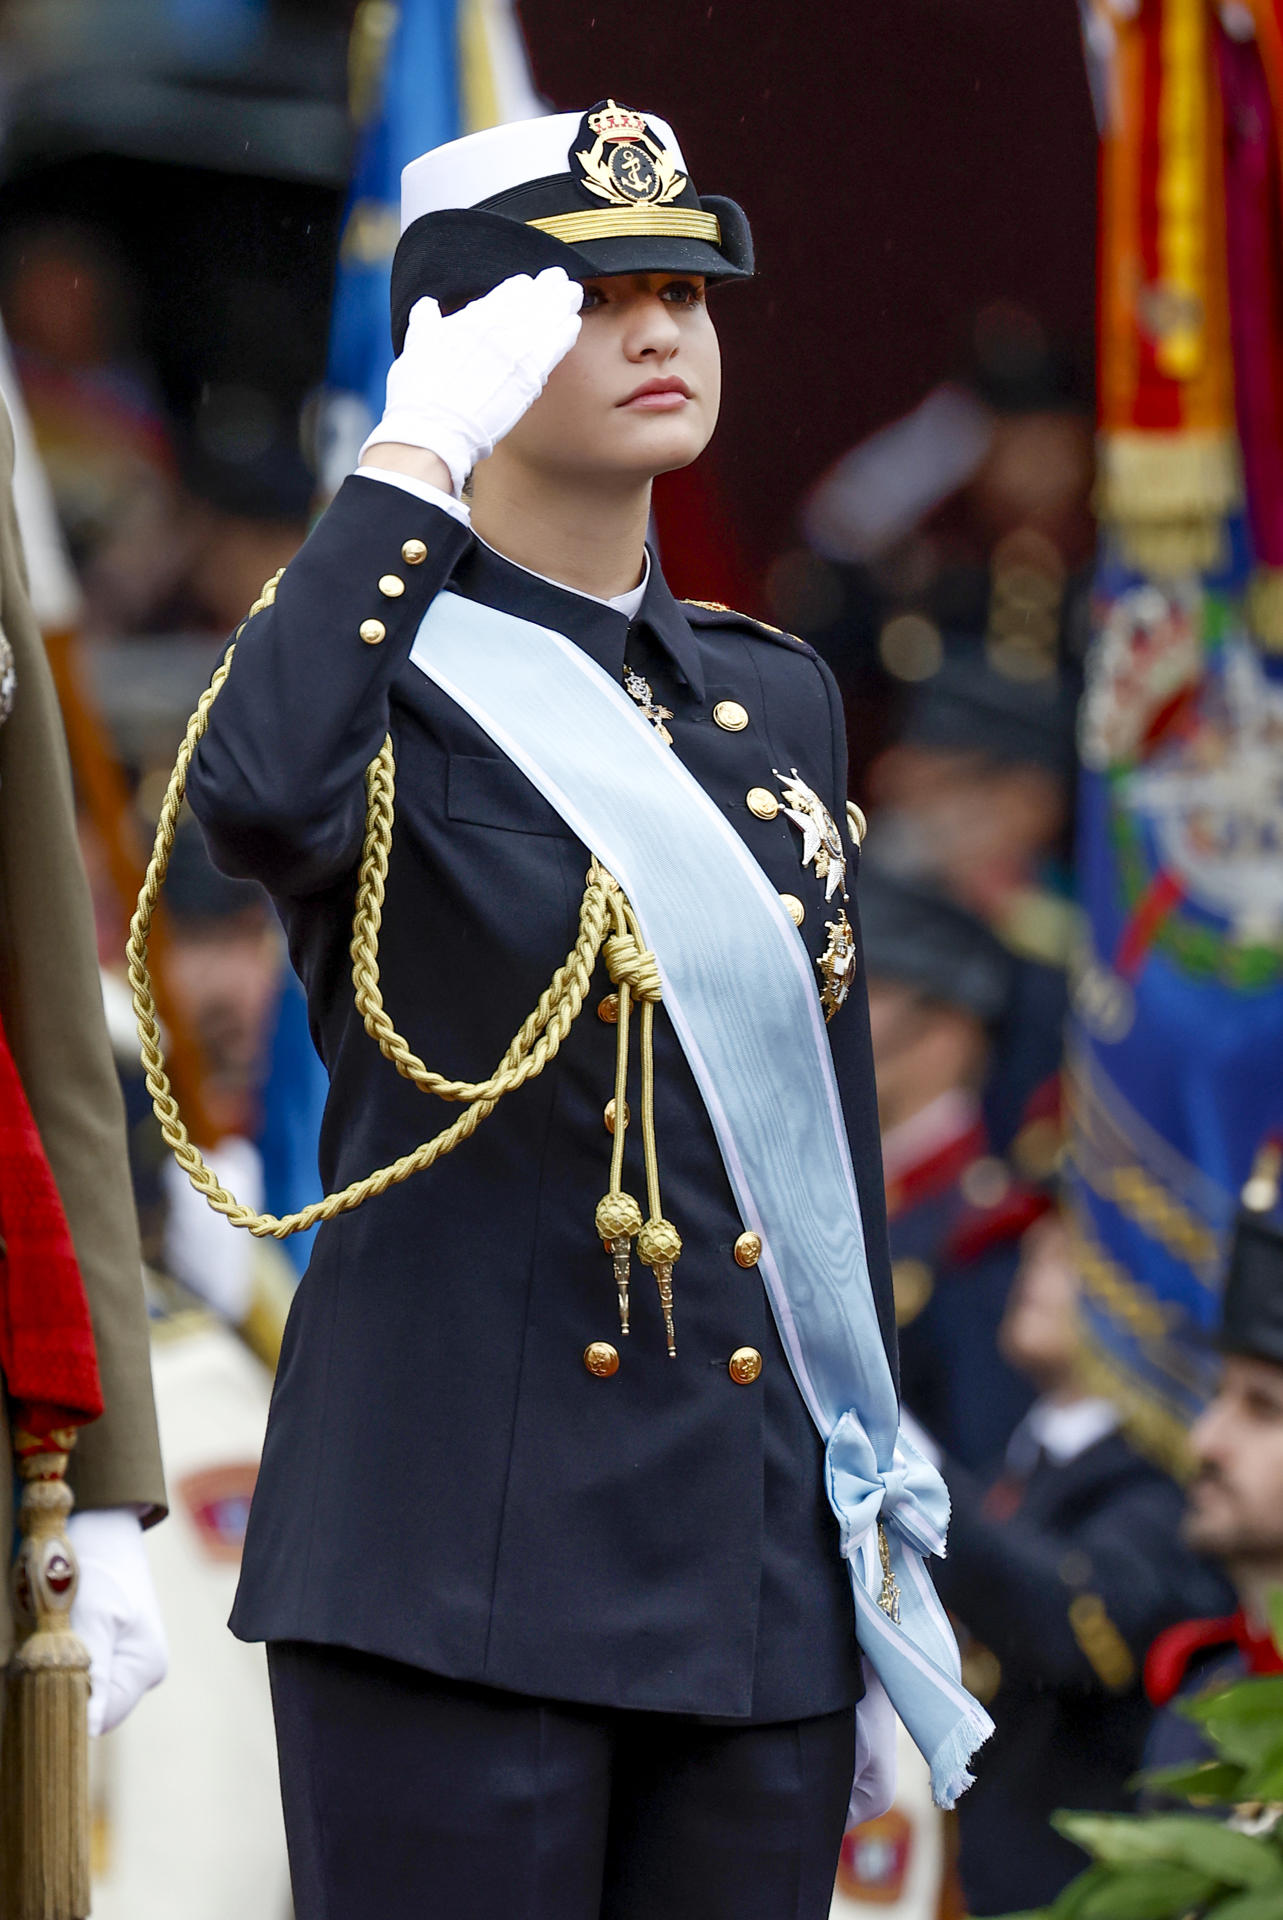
1134, 1760, 1247, 1803
1050, 1813, 1283, 1887
993, 1609, 1283, 1920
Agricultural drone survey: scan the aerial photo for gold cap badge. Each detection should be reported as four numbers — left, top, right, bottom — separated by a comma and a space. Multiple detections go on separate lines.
572, 100, 688, 209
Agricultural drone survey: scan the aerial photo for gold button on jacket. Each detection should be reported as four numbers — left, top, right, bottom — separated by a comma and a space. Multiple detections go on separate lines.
779, 892, 805, 926
746, 786, 779, 820
359, 618, 386, 646
378, 573, 406, 598
734, 1231, 762, 1268
713, 699, 749, 732
584, 1342, 620, 1378
728, 1348, 763, 1385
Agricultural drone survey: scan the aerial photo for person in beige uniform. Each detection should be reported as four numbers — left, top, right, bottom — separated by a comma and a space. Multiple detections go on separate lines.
0, 389, 168, 1762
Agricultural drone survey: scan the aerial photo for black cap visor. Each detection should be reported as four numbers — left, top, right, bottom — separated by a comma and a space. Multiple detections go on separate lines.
391, 197, 752, 352
1220, 1209, 1283, 1370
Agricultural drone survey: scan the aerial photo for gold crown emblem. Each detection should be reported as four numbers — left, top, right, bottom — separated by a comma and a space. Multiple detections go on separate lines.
588, 100, 647, 142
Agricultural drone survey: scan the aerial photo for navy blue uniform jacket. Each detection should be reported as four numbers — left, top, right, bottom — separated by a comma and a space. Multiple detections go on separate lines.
188, 474, 898, 1723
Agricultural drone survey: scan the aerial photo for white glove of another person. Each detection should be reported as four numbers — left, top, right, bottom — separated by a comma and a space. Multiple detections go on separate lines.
67, 1507, 169, 1737
360, 267, 584, 495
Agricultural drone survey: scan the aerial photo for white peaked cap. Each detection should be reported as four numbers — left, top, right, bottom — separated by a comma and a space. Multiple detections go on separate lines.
400, 110, 687, 233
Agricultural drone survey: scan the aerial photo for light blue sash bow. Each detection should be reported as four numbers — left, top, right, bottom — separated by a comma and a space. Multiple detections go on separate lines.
410, 593, 992, 1806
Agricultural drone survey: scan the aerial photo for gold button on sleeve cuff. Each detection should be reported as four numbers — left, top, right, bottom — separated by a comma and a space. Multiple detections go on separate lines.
733, 1231, 762, 1269
584, 1342, 620, 1378
401, 538, 427, 565
378, 573, 406, 598
359, 618, 387, 646
746, 787, 779, 820
713, 700, 749, 732
728, 1347, 763, 1385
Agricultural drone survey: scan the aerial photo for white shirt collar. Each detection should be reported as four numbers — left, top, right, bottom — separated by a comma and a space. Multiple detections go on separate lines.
475, 532, 650, 621
1006, 1396, 1120, 1473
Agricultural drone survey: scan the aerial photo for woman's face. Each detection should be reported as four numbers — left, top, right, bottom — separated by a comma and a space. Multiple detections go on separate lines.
493, 271, 721, 485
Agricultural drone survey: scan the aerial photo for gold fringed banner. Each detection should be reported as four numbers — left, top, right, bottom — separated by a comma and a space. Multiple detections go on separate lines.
1095, 425, 1242, 573
1, 1432, 91, 1920
1096, 0, 1241, 573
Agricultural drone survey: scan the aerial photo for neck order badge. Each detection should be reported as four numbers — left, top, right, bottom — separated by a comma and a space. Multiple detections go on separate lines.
410, 591, 992, 1809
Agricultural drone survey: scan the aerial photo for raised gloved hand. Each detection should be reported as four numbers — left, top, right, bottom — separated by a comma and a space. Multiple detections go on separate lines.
361, 267, 584, 496
67, 1506, 169, 1737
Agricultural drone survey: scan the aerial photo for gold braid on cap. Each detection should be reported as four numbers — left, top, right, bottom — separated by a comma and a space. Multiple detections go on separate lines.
127, 586, 684, 1349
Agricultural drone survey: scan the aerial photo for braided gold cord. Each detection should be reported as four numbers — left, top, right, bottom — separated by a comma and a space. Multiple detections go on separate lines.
127, 640, 623, 1238
349, 749, 612, 1102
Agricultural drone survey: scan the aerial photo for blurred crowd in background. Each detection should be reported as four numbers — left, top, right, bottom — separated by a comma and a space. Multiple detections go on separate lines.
2, 4, 1281, 1920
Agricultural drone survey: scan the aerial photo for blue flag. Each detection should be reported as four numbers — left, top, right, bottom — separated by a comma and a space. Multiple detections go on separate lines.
318, 0, 544, 492
318, 0, 462, 489
266, 0, 544, 1252
1069, 528, 1283, 1460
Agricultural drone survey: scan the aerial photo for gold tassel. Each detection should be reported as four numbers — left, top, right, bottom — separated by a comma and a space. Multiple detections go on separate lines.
1246, 569, 1283, 653
2, 1431, 91, 1920
1095, 429, 1241, 576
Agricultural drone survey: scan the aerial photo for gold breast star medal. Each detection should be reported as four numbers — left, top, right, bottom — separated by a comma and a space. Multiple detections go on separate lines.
818, 911, 857, 1022
623, 665, 674, 745
775, 768, 847, 902
772, 767, 855, 1021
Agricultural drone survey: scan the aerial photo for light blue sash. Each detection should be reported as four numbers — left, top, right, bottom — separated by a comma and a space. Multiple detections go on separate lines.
410, 592, 992, 1806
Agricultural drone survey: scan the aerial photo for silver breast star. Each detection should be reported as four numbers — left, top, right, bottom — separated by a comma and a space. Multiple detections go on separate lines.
774, 768, 847, 900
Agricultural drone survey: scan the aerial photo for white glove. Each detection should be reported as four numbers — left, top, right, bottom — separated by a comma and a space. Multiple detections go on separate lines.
848, 1661, 898, 1825
68, 1507, 169, 1737
360, 268, 584, 495
161, 1134, 263, 1325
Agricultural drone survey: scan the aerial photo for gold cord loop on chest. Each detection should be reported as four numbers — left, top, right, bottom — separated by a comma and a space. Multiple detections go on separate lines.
127, 628, 684, 1350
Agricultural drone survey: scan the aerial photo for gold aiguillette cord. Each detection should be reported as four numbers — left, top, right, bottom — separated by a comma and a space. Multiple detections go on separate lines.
594, 886, 682, 1355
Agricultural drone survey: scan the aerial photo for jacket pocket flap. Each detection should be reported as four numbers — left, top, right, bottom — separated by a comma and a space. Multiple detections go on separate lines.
446, 753, 575, 838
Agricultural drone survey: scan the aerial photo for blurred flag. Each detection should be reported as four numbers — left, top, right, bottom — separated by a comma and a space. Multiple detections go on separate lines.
275, 0, 545, 1249
1068, 0, 1283, 1466
317, 0, 544, 494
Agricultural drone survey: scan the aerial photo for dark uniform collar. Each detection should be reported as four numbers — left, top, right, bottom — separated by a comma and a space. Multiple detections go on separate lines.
633, 560, 706, 703
452, 536, 705, 704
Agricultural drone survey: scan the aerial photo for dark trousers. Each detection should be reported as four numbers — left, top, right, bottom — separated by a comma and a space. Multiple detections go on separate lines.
268, 1641, 856, 1920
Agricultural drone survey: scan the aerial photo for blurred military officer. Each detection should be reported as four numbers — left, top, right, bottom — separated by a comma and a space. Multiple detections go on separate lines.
0, 385, 167, 1844
862, 863, 1043, 1467
914, 1212, 1230, 1915
864, 640, 1079, 1156
1145, 1150, 1283, 1771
